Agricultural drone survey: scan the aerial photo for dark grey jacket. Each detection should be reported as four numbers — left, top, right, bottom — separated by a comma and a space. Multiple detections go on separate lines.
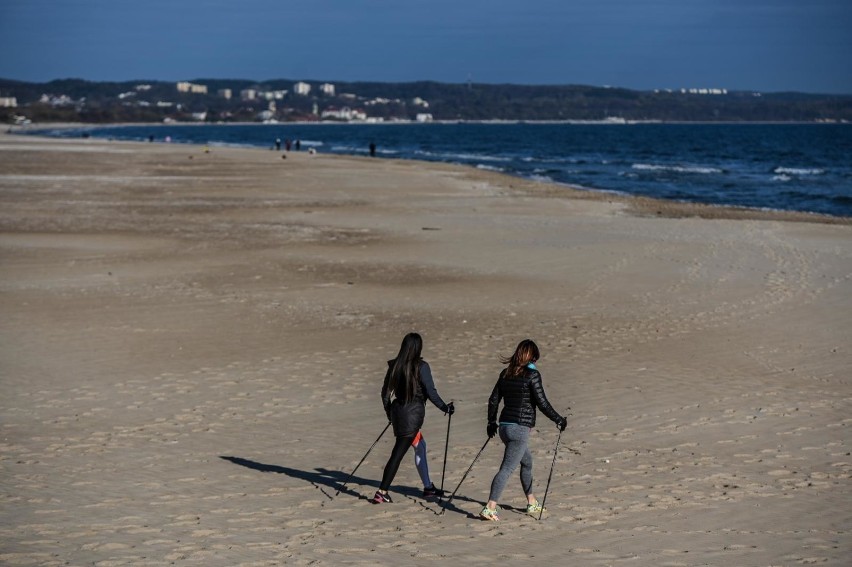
488, 366, 563, 428
382, 360, 449, 437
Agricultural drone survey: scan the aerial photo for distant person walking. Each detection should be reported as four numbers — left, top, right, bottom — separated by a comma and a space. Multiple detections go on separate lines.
295, 139, 301, 151
285, 139, 292, 152
369, 142, 376, 157
373, 332, 454, 504
275, 137, 281, 151
480, 339, 567, 521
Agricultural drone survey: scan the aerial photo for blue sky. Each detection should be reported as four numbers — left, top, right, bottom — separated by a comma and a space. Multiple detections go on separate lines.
1, 0, 851, 93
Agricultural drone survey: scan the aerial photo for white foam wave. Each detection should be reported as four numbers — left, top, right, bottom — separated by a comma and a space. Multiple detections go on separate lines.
476, 164, 505, 172
632, 163, 722, 174
416, 150, 511, 162
772, 174, 792, 182
773, 167, 824, 175
529, 174, 554, 183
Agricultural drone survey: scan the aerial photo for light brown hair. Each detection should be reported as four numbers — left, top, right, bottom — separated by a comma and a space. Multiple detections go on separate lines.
500, 339, 540, 377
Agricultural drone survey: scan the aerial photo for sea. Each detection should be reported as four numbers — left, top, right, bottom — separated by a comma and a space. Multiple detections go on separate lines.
31, 122, 852, 217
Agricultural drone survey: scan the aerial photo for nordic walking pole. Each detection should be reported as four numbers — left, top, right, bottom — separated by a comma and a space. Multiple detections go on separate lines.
334, 421, 391, 497
439, 402, 452, 498
538, 427, 563, 520
439, 437, 490, 515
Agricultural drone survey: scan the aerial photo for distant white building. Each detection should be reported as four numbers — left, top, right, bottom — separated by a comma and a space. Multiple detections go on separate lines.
240, 89, 257, 101
40, 94, 74, 106
176, 82, 208, 94
0, 97, 18, 108
135, 84, 152, 91
680, 87, 728, 95
416, 113, 433, 122
191, 111, 208, 121
412, 97, 429, 108
218, 88, 232, 100
259, 90, 287, 100
320, 83, 336, 96
293, 82, 311, 96
321, 106, 367, 121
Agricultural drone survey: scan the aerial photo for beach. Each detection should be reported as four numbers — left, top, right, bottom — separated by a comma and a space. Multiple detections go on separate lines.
1, 132, 850, 566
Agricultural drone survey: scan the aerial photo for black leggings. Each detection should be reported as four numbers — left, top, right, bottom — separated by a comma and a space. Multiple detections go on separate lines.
379, 434, 416, 491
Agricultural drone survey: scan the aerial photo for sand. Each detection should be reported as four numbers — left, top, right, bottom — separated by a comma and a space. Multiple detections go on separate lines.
0, 131, 850, 566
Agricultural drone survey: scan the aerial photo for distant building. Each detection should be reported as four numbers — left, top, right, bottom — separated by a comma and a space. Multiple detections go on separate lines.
320, 106, 367, 121
191, 111, 208, 121
364, 97, 401, 106
293, 82, 311, 96
176, 81, 208, 94
0, 97, 18, 108
257, 90, 287, 101
40, 94, 74, 106
135, 84, 152, 91
320, 83, 336, 96
412, 97, 429, 108
218, 88, 232, 100
416, 113, 433, 122
240, 89, 257, 101
680, 87, 727, 95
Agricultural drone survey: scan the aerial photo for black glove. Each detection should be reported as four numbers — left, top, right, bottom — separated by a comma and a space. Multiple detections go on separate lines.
444, 402, 455, 415
557, 416, 568, 431
487, 422, 498, 438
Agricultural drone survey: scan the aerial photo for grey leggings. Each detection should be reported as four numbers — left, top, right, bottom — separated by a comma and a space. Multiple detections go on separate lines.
488, 423, 533, 503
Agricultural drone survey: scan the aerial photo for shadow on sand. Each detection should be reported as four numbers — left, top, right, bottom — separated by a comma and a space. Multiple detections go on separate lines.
219, 455, 481, 516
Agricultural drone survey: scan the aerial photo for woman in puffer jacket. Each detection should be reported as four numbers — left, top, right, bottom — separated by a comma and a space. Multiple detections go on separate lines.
480, 339, 567, 521
372, 332, 454, 504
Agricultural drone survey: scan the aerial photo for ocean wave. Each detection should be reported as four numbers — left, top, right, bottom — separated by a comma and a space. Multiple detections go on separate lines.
773, 167, 825, 176
529, 174, 555, 183
331, 144, 398, 155
632, 163, 723, 174
772, 174, 792, 182
476, 164, 505, 172
415, 150, 511, 162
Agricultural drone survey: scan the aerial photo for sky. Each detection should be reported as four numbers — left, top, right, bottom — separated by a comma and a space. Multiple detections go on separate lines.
1, 0, 851, 94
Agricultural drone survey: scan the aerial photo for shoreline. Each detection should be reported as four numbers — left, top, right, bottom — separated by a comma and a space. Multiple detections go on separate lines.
7, 128, 850, 226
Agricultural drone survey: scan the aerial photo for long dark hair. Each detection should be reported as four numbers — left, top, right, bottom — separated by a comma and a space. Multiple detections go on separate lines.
388, 332, 423, 403
500, 339, 540, 378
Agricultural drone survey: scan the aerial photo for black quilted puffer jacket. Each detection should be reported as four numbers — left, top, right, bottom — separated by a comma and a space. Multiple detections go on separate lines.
487, 366, 563, 428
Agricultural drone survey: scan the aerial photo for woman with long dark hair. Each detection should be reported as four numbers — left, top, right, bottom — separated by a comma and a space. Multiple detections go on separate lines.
373, 332, 454, 504
480, 339, 567, 521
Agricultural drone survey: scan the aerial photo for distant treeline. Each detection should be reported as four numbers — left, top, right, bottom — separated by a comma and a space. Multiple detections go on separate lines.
2, 77, 851, 123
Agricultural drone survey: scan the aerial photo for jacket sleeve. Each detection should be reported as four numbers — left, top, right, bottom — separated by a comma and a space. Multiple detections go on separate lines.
487, 378, 502, 424
381, 366, 393, 419
420, 362, 449, 412
529, 371, 563, 424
